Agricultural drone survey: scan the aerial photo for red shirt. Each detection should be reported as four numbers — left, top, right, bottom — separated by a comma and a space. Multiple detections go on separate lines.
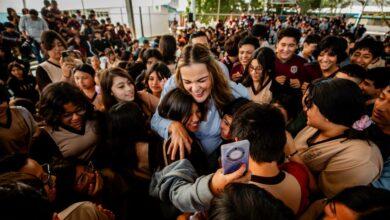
230, 62, 245, 83
280, 161, 311, 216
275, 55, 308, 82
304, 62, 323, 82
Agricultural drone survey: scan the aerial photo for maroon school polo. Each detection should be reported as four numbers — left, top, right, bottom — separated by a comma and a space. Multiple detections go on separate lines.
275, 55, 308, 82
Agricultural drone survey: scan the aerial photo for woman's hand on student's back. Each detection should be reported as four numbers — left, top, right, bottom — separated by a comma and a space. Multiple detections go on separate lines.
168, 121, 193, 161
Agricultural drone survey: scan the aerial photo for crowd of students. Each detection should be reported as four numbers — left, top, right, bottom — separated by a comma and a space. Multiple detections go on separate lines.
0, 1, 390, 219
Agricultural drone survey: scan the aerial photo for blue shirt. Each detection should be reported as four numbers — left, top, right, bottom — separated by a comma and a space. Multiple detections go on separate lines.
151, 76, 249, 155
372, 156, 390, 190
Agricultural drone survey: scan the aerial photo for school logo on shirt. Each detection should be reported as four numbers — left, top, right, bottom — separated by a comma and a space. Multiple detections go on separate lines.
290, 66, 298, 74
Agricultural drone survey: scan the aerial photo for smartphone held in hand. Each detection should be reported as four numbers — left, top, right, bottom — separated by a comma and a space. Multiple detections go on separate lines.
221, 140, 250, 175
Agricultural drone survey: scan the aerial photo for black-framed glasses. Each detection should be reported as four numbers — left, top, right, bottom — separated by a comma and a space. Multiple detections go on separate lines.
41, 163, 55, 188
248, 65, 263, 73
62, 108, 87, 120
76, 161, 96, 186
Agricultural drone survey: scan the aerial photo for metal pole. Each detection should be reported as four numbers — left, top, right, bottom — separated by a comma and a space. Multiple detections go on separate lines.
191, 0, 196, 21
217, 0, 221, 21
148, 6, 152, 37
120, 7, 124, 24
125, 0, 136, 39
22, 0, 26, 9
80, 0, 86, 15
244, 0, 251, 14
354, 0, 368, 33
139, 6, 144, 37
318, 0, 322, 18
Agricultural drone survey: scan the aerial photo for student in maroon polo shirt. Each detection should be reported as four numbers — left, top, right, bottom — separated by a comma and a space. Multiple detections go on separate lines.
230, 36, 259, 83
274, 27, 308, 96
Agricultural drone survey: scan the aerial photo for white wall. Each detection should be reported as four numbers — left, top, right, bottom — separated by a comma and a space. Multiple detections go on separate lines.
1, 0, 172, 38
133, 5, 170, 38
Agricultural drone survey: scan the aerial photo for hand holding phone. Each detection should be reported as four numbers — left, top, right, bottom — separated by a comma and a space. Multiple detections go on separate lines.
221, 140, 250, 174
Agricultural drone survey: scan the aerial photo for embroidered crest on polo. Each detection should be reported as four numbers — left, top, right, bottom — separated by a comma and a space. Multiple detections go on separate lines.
290, 66, 298, 74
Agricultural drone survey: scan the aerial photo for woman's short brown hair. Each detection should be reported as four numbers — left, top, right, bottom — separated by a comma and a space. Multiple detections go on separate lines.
40, 30, 67, 52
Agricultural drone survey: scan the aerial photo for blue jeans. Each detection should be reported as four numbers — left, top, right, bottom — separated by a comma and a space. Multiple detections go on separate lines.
31, 40, 43, 63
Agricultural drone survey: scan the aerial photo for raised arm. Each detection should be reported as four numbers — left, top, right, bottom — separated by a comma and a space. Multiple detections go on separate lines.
150, 159, 250, 212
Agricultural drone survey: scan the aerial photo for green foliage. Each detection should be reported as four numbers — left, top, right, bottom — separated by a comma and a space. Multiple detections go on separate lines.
188, 0, 264, 23
297, 0, 322, 14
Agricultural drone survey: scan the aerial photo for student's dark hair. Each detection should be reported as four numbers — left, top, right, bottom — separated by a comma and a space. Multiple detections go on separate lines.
364, 67, 390, 89
338, 64, 366, 81
209, 183, 295, 220
51, 160, 86, 211
11, 98, 36, 114
230, 103, 286, 163
242, 47, 275, 95
29, 9, 38, 16
158, 88, 204, 125
238, 36, 260, 49
190, 31, 208, 42
251, 24, 268, 40
340, 32, 356, 43
7, 8, 15, 15
224, 35, 240, 57
328, 186, 390, 219
116, 61, 129, 70
238, 30, 250, 39
277, 27, 301, 44
73, 63, 96, 78
100, 67, 139, 111
144, 62, 171, 93
0, 84, 10, 103
352, 36, 384, 59
107, 101, 158, 173
119, 50, 132, 61
136, 47, 147, 61
0, 172, 52, 220
3, 22, 15, 29
304, 78, 366, 133
38, 82, 94, 130
0, 153, 29, 174
159, 35, 177, 64
272, 93, 303, 121
126, 61, 146, 81
142, 48, 163, 65
304, 34, 321, 45
316, 36, 348, 63
222, 97, 251, 116
40, 30, 67, 52
0, 172, 46, 195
